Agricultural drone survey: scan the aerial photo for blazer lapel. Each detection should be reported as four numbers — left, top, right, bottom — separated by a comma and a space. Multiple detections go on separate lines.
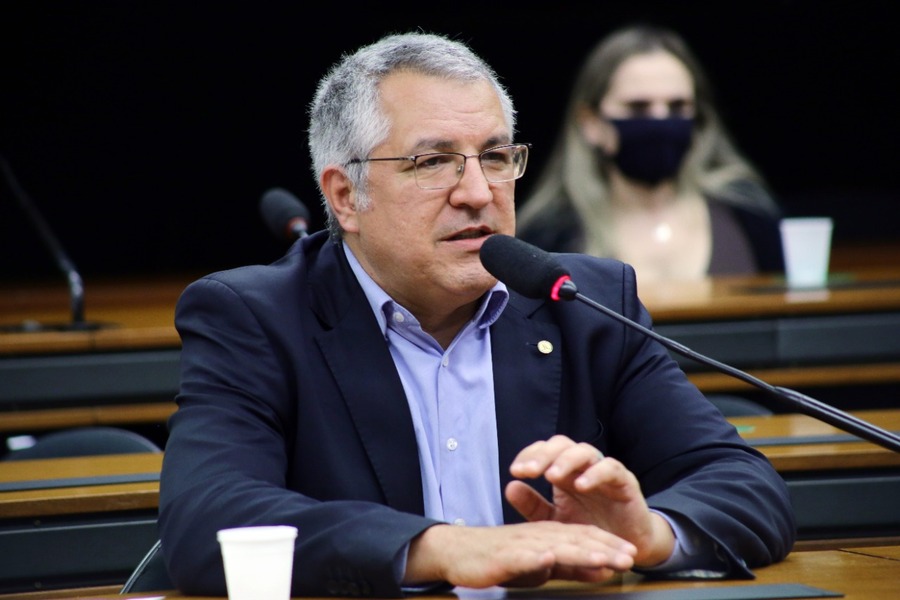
304, 241, 562, 522
309, 241, 424, 515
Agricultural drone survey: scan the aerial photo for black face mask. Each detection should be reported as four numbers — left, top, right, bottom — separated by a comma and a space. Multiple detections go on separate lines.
606, 117, 694, 185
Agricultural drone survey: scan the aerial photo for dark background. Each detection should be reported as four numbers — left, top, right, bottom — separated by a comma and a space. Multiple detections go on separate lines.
2, 1, 898, 284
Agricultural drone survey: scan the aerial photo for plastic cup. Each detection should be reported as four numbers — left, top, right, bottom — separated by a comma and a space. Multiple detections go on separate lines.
217, 525, 297, 600
779, 217, 833, 289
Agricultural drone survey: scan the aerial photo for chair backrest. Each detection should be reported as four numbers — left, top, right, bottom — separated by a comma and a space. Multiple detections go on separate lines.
2, 426, 161, 461
120, 539, 173, 593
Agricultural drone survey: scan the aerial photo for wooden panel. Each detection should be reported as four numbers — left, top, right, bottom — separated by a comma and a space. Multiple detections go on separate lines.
1, 548, 897, 599
640, 267, 900, 323
687, 361, 900, 392
730, 409, 900, 471
0, 402, 176, 433
0, 453, 162, 518
0, 275, 191, 355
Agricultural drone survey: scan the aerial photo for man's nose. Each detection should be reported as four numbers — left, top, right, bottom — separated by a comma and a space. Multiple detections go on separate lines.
450, 156, 493, 206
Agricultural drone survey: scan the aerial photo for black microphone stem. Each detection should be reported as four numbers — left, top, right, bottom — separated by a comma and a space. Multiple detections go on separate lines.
565, 284, 900, 454
1, 155, 87, 327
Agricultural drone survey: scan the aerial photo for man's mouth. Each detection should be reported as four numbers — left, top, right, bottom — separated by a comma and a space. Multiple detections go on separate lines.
446, 227, 492, 241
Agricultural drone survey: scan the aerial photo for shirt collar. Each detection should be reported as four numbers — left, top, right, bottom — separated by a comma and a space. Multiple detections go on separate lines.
342, 243, 509, 337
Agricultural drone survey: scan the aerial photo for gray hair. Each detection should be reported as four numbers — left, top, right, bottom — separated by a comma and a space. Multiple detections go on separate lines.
308, 32, 516, 237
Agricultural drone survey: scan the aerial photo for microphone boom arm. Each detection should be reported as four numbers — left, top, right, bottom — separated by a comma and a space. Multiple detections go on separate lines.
559, 280, 900, 453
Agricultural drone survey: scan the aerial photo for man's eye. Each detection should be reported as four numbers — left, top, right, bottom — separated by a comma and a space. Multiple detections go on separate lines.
481, 150, 511, 166
417, 154, 454, 170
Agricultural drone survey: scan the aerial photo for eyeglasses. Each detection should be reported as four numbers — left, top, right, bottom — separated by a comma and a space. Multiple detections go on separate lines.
347, 143, 531, 190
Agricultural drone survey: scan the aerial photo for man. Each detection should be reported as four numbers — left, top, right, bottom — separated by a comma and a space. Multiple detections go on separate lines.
158, 32, 795, 597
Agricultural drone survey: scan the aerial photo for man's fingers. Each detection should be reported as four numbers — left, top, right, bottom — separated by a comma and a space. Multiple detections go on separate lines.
546, 443, 606, 484
505, 480, 555, 521
510, 435, 574, 478
548, 564, 620, 584
433, 521, 636, 589
572, 456, 637, 498
511, 436, 605, 481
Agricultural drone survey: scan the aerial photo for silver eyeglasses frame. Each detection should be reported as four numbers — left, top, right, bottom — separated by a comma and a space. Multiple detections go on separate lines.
346, 143, 531, 190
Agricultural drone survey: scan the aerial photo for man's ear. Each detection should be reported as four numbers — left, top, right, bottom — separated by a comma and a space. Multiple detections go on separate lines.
576, 105, 617, 154
321, 166, 360, 233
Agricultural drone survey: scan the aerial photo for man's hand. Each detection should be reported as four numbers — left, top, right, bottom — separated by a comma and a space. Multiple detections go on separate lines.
405, 520, 637, 589
505, 435, 676, 568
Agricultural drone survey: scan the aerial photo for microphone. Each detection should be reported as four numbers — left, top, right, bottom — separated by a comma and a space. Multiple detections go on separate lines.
1, 155, 103, 333
259, 187, 311, 242
480, 234, 900, 453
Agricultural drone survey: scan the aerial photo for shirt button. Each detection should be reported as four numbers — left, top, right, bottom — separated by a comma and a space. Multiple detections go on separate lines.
446, 438, 458, 451
441, 356, 449, 367
392, 312, 405, 323
453, 518, 466, 526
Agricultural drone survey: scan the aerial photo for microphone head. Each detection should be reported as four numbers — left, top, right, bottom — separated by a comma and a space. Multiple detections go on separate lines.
480, 234, 570, 299
259, 187, 311, 240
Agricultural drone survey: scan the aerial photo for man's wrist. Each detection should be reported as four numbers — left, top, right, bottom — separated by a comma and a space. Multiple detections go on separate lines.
633, 510, 677, 568
404, 524, 452, 585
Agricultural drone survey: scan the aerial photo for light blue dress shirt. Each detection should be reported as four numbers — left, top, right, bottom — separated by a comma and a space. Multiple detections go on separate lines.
344, 244, 508, 527
342, 244, 721, 577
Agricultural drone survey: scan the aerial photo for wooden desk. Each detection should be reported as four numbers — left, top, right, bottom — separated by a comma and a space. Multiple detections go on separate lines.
640, 267, 900, 395
0, 453, 162, 595
0, 432, 898, 597
640, 267, 900, 321
0, 453, 162, 516
730, 409, 900, 544
521, 549, 900, 600
2, 410, 897, 593
731, 408, 900, 472
0, 276, 190, 430
0, 276, 186, 355
845, 544, 900, 560
2, 263, 900, 430
4, 547, 897, 600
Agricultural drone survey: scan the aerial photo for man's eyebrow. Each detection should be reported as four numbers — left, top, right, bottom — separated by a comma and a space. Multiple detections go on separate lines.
408, 139, 454, 153
483, 135, 513, 148
407, 135, 513, 154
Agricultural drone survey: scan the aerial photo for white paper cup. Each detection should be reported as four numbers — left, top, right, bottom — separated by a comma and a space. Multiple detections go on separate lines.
779, 217, 833, 289
217, 525, 297, 600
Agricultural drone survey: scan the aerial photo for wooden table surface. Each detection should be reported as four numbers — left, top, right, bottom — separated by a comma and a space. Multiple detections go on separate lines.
1, 410, 897, 519
0, 275, 191, 356
732, 408, 900, 471
2, 259, 899, 425
3, 257, 900, 355
0, 452, 162, 518
2, 546, 897, 600
639, 265, 900, 321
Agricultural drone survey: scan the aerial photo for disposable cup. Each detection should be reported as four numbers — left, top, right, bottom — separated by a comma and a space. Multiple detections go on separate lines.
779, 217, 833, 289
217, 525, 297, 600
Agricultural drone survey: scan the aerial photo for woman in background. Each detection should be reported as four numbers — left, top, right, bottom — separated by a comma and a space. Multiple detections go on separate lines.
517, 24, 784, 282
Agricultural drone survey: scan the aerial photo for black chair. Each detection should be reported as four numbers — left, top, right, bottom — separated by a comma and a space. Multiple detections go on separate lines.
2, 426, 161, 461
705, 394, 773, 417
120, 539, 174, 593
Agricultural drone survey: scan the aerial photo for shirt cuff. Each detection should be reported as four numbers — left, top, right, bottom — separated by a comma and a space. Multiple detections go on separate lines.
641, 509, 728, 577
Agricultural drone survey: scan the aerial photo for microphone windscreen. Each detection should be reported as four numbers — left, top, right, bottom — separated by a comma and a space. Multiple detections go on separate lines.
480, 234, 569, 299
259, 188, 310, 239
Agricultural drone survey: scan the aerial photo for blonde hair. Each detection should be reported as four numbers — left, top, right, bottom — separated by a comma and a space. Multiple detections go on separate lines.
517, 24, 775, 256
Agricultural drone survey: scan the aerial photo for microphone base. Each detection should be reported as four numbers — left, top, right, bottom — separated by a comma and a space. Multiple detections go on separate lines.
0, 320, 113, 334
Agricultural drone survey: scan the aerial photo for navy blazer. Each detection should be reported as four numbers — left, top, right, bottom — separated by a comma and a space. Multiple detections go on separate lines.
159, 231, 795, 597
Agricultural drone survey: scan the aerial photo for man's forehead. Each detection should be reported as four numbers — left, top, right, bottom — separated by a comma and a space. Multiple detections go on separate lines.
378, 74, 509, 147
